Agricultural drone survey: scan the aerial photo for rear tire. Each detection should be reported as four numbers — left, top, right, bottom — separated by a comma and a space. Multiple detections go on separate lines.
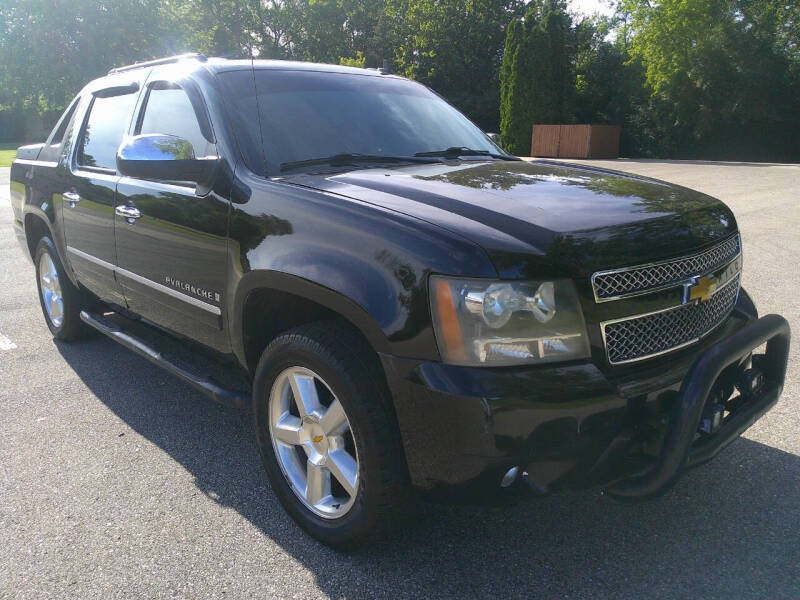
252, 321, 410, 549
34, 237, 84, 341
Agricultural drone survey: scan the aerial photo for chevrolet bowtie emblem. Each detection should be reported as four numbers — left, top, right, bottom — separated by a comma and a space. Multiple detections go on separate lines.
685, 275, 718, 304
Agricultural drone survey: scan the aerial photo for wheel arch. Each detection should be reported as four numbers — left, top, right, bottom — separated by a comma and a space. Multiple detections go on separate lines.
23, 207, 72, 272
233, 270, 393, 376
23, 211, 53, 259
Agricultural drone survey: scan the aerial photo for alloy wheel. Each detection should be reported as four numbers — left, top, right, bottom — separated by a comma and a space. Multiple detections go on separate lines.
38, 252, 64, 328
268, 366, 360, 519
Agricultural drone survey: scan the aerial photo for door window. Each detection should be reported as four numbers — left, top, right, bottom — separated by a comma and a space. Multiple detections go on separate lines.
78, 93, 138, 171
138, 85, 212, 157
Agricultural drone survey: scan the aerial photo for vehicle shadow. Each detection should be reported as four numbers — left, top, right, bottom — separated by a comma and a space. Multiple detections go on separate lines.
56, 336, 800, 599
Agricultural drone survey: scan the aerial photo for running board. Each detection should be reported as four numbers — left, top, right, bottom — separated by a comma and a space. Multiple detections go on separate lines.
80, 310, 250, 409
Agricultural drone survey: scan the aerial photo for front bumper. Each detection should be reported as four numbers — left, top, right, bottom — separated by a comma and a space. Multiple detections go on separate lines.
607, 313, 789, 500
382, 308, 790, 499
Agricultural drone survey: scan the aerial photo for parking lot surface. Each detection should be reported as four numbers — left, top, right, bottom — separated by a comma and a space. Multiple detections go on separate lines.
1, 161, 798, 599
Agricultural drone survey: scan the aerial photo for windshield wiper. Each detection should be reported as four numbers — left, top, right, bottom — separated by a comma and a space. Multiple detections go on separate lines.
280, 153, 439, 172
414, 146, 519, 160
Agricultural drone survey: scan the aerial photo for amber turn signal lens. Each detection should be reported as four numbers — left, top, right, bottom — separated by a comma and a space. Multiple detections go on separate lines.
432, 278, 467, 362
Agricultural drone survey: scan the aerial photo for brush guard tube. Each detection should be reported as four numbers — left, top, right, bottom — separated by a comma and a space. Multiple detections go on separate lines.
607, 314, 790, 501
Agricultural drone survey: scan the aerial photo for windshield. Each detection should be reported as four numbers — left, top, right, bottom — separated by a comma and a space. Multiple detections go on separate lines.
218, 68, 504, 176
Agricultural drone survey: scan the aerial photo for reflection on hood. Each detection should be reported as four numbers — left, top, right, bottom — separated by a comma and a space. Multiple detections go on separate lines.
286, 159, 737, 277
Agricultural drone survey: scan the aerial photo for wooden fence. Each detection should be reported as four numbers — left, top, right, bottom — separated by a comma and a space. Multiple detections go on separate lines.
531, 124, 621, 159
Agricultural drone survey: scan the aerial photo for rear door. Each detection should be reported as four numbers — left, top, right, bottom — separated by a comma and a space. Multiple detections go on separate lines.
62, 84, 140, 305
114, 76, 230, 352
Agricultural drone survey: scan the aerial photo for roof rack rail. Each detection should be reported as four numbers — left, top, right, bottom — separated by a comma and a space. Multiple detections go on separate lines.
108, 53, 207, 75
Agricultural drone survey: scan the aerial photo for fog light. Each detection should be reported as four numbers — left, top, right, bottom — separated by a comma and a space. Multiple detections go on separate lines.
500, 466, 519, 488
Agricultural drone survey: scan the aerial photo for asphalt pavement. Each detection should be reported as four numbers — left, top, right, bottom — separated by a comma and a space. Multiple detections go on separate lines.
1, 161, 799, 599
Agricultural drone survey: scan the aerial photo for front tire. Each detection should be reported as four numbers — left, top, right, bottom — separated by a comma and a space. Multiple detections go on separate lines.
34, 237, 84, 341
253, 321, 409, 549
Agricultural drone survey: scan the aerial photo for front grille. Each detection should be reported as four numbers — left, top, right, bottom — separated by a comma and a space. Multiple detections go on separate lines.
592, 235, 740, 301
602, 274, 740, 365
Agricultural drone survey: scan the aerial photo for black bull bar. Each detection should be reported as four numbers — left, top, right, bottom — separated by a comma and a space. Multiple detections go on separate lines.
607, 314, 791, 501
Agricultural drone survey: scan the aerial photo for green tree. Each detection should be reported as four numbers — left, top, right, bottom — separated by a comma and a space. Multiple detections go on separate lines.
388, 0, 524, 131
499, 0, 573, 155
0, 0, 180, 112
0, 0, 523, 141
283, 0, 396, 66
572, 15, 649, 155
3, 0, 796, 160
619, 0, 800, 160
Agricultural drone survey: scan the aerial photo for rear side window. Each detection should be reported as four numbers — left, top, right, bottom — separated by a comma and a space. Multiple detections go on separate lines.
138, 85, 212, 157
78, 93, 138, 170
39, 98, 81, 162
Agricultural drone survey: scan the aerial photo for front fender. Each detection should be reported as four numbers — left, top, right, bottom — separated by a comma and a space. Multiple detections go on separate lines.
226, 171, 498, 364
232, 268, 393, 361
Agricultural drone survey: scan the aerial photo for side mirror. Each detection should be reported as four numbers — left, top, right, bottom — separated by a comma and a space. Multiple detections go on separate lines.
117, 134, 218, 185
486, 132, 503, 148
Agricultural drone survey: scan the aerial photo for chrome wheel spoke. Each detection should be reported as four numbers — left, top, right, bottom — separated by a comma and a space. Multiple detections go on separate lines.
319, 399, 348, 436
305, 460, 330, 506
327, 449, 358, 496
289, 372, 322, 418
50, 296, 62, 320
273, 413, 302, 446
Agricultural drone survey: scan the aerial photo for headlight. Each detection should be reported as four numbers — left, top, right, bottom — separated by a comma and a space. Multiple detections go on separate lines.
430, 277, 590, 366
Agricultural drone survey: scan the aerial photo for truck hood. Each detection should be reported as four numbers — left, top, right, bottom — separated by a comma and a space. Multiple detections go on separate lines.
284, 160, 737, 278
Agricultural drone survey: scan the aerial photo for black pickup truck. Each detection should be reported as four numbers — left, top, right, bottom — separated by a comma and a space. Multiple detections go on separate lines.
10, 54, 790, 548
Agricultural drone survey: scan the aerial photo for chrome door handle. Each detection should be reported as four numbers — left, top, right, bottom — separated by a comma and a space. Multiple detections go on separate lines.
63, 191, 81, 207
115, 204, 142, 222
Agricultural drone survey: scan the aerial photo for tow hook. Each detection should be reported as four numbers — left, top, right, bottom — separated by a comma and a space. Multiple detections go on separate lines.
699, 380, 731, 435
699, 402, 725, 434
737, 356, 766, 398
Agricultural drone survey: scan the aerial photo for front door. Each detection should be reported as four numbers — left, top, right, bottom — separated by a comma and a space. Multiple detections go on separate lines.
114, 78, 230, 352
62, 87, 140, 306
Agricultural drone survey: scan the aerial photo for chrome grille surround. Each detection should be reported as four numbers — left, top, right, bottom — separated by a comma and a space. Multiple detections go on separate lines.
591, 234, 741, 302
601, 274, 741, 365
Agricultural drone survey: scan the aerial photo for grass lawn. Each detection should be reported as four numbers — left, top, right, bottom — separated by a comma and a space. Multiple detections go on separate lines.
0, 143, 19, 167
